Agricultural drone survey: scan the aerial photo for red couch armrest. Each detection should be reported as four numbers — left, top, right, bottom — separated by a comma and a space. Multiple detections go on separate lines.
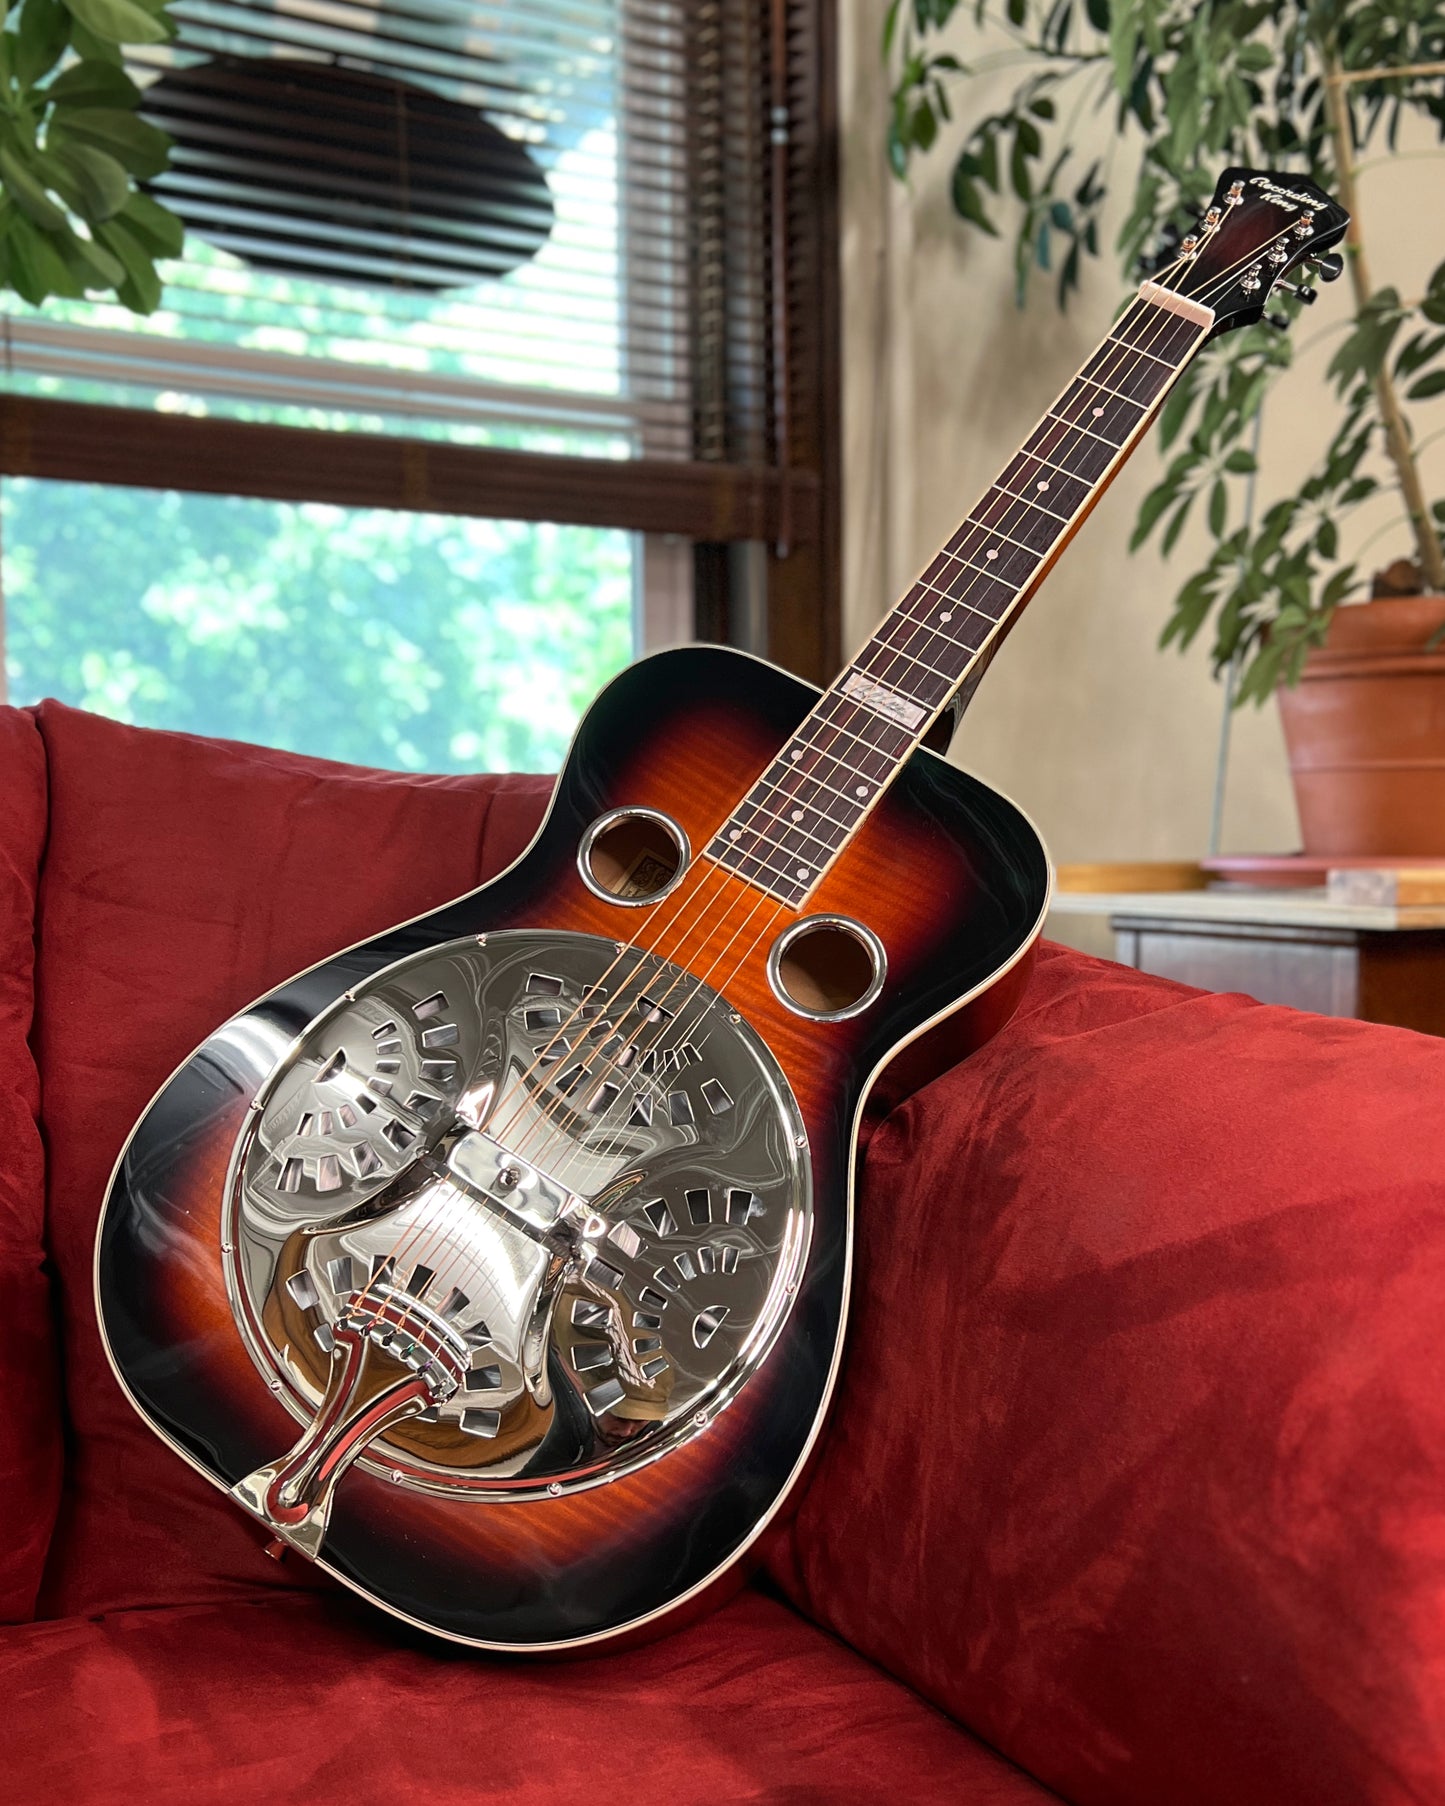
770, 941, 1445, 1806
0, 706, 62, 1621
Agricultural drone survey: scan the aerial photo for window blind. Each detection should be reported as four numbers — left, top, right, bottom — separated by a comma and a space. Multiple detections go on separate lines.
0, 0, 775, 465
0, 0, 839, 679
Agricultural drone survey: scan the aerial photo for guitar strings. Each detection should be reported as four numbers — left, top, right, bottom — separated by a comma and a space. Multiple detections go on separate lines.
370, 240, 1231, 1293
469, 262, 1213, 1182
367, 273, 1211, 1294
508, 259, 1221, 1177
513, 213, 1306, 1188
353, 245, 1221, 1305
357, 215, 1301, 1310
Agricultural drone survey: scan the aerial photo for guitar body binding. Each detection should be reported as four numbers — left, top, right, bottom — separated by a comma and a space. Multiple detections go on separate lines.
95, 643, 1050, 1651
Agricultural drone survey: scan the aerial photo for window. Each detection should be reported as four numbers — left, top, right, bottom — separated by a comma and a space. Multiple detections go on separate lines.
3, 479, 636, 771
0, 0, 839, 765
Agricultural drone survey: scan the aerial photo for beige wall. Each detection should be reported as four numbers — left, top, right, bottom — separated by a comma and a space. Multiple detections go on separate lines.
837, 0, 1444, 938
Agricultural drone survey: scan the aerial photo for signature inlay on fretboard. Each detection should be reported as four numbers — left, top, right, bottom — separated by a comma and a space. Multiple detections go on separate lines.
706, 293, 1211, 908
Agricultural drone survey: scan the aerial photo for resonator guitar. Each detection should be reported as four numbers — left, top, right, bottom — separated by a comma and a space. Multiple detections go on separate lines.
97, 168, 1347, 1651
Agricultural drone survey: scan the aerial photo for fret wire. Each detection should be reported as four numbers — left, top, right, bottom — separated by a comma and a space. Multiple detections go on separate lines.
758, 762, 879, 820
994, 478, 1070, 522
721, 836, 831, 895
1026, 419, 1114, 478
715, 300, 1205, 909
911, 574, 1004, 624
1104, 331, 1175, 369
787, 722, 902, 782
949, 505, 1053, 565
947, 512, 1048, 563
881, 613, 981, 673
1084, 337, 1176, 394
701, 850, 798, 909
721, 807, 842, 862
891, 609, 996, 679
1010, 440, 1105, 488
1046, 409, 1121, 450
756, 738, 898, 805
805, 707, 912, 764
854, 636, 960, 689
934, 544, 1034, 594
728, 782, 851, 842
1072, 368, 1149, 409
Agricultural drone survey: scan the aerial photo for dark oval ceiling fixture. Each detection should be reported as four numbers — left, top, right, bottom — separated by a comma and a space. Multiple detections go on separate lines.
142, 57, 555, 292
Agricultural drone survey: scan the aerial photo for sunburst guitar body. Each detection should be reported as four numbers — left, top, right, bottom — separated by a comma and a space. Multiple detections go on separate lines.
95, 166, 1348, 1652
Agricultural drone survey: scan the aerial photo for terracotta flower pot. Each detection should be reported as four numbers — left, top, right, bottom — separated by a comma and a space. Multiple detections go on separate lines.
1277, 594, 1445, 856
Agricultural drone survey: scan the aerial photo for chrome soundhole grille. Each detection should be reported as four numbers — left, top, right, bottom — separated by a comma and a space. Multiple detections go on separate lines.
223, 930, 811, 1501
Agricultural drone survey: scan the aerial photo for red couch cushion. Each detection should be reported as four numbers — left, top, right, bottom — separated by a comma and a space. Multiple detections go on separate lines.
29, 701, 554, 1618
768, 943, 1445, 1806
0, 706, 61, 1621
2, 1588, 1056, 1805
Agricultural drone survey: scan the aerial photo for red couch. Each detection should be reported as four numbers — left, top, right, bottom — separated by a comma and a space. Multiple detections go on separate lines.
6, 700, 1445, 1806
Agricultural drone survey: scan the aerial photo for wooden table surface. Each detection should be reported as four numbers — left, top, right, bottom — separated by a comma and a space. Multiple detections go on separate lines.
1050, 885, 1445, 1034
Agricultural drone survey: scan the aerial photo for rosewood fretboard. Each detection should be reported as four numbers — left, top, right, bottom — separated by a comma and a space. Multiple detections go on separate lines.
706, 287, 1212, 909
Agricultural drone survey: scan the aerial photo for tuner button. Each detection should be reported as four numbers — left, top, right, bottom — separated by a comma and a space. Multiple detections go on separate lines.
1264, 313, 1290, 333
1290, 283, 1319, 305
1311, 251, 1345, 283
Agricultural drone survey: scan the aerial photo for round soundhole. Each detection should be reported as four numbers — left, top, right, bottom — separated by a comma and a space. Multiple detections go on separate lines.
578, 807, 689, 905
767, 916, 887, 1021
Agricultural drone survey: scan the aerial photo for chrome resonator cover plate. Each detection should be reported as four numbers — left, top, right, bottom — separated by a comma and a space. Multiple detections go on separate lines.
222, 930, 811, 1502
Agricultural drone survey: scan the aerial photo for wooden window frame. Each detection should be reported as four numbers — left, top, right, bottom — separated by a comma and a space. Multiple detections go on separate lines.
0, 0, 841, 686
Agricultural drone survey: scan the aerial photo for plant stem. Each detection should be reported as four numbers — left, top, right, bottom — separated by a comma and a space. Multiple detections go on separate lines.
1323, 53, 1445, 594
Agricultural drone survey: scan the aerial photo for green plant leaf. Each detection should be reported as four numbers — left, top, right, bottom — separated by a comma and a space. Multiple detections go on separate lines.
44, 55, 138, 106
6, 208, 81, 300
94, 210, 159, 308
15, 0, 69, 85
911, 95, 937, 151
1108, 1, 1136, 98
59, 0, 166, 43
48, 139, 126, 221
1130, 478, 1180, 549
51, 105, 168, 177
1223, 448, 1257, 475
56, 219, 122, 285
0, 141, 66, 230
950, 166, 997, 235
1160, 492, 1194, 555
117, 186, 180, 256
1208, 478, 1227, 537
1407, 370, 1445, 401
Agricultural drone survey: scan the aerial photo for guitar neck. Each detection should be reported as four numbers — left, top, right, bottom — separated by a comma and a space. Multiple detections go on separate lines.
707, 283, 1215, 909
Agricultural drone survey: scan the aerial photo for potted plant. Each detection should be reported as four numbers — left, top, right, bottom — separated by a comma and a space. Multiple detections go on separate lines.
0, 0, 181, 312
885, 0, 1445, 855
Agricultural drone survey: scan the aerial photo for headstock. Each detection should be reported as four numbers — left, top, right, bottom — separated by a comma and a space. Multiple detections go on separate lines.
1153, 167, 1350, 340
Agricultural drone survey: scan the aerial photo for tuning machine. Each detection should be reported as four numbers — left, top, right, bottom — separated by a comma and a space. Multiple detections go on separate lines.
1310, 251, 1344, 283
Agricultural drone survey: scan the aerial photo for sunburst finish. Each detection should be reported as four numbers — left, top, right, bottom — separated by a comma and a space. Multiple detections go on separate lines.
96, 645, 1048, 1650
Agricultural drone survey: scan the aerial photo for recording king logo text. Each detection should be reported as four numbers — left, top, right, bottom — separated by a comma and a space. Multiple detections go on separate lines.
1249, 175, 1317, 210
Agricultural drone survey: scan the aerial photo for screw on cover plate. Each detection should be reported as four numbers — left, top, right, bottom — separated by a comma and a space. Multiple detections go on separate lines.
693, 1410, 708, 1428
548, 1481, 563, 1496
390, 1470, 404, 1484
